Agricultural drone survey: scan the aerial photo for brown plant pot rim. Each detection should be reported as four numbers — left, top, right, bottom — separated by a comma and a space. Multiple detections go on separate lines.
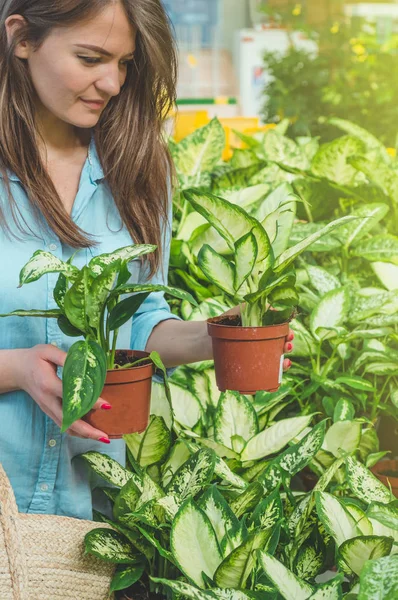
208, 315, 290, 340
105, 350, 155, 383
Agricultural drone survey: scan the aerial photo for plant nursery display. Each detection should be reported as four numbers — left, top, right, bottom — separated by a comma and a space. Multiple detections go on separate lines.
81, 380, 398, 599
0, 245, 196, 437
168, 117, 398, 436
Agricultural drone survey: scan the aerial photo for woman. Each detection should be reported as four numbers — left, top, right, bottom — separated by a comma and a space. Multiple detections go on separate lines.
0, 0, 294, 519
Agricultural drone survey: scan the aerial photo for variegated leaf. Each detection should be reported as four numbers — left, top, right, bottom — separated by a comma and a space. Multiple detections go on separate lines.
166, 448, 216, 501
85, 528, 138, 564
79, 451, 139, 489
171, 498, 222, 588
61, 339, 107, 432
346, 456, 392, 504
214, 391, 259, 451
19, 249, 78, 286
88, 244, 156, 276
258, 551, 314, 600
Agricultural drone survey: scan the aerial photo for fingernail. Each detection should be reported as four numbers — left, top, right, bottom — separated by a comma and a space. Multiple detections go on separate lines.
287, 359, 292, 367
101, 403, 112, 410
287, 343, 293, 351
99, 437, 110, 444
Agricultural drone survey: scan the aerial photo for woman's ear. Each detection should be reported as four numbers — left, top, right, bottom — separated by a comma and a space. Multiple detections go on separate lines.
4, 14, 30, 59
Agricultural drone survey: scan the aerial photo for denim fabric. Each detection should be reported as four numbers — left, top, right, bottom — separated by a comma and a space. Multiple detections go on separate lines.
0, 138, 179, 518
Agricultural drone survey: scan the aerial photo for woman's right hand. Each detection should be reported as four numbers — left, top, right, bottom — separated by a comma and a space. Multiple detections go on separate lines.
16, 344, 111, 443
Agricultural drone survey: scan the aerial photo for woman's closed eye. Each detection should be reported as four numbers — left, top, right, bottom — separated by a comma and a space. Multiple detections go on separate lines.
77, 55, 134, 66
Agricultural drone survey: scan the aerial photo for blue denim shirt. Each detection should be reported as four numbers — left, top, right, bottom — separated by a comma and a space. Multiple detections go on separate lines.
0, 138, 179, 519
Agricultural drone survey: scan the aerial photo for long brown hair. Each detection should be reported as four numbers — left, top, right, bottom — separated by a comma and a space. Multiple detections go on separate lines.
0, 0, 177, 276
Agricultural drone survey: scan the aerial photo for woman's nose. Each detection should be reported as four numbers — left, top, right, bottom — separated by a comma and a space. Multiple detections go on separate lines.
95, 66, 123, 98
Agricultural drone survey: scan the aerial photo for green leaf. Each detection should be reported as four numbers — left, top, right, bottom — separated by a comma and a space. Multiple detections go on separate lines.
335, 204, 390, 250
295, 544, 324, 581
198, 245, 236, 296
0, 309, 61, 319
214, 530, 269, 588
108, 292, 150, 330
305, 265, 340, 296
346, 457, 392, 504
63, 266, 94, 332
171, 498, 222, 588
84, 528, 138, 564
150, 578, 215, 600
327, 117, 391, 161
169, 381, 202, 429
333, 398, 355, 422
229, 482, 264, 519
352, 234, 398, 265
311, 135, 365, 185
87, 261, 120, 330
310, 287, 350, 340
173, 117, 225, 179
234, 232, 258, 291
241, 415, 313, 462
315, 492, 359, 547
88, 244, 156, 276
308, 575, 344, 599
358, 554, 398, 600
335, 376, 375, 392
275, 216, 356, 272
258, 551, 314, 600
161, 439, 192, 488
250, 487, 283, 530
278, 420, 327, 476
340, 536, 393, 577
111, 283, 197, 306
166, 448, 216, 501
53, 273, 68, 309
61, 340, 107, 432
57, 315, 83, 337
79, 451, 138, 488
349, 155, 398, 205
198, 485, 239, 546
110, 564, 145, 593
367, 501, 398, 530
323, 421, 362, 458
214, 391, 259, 451
19, 249, 78, 286
184, 189, 272, 262
123, 415, 172, 467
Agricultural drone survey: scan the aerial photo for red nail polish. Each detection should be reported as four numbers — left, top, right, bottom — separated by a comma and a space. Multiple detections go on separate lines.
99, 437, 110, 444
287, 343, 293, 351
287, 359, 292, 367
101, 403, 112, 410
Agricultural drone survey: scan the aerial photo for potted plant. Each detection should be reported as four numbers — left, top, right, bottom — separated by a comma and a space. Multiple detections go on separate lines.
184, 188, 356, 394
0, 245, 196, 437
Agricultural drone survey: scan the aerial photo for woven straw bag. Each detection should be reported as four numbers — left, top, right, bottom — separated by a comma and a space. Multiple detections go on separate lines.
0, 463, 115, 599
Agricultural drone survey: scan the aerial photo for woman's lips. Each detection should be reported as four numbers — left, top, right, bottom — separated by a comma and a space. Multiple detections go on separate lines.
80, 98, 105, 109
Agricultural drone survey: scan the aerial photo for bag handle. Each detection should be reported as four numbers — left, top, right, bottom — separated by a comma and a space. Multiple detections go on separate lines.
0, 463, 29, 599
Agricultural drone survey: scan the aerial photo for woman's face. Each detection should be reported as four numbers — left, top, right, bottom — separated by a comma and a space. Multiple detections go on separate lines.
10, 1, 136, 129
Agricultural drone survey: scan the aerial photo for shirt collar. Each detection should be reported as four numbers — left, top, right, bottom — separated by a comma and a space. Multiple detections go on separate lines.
0, 132, 105, 184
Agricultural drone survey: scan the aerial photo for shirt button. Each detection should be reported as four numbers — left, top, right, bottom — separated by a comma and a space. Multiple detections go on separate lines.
40, 483, 49, 492
48, 243, 57, 251
48, 439, 57, 448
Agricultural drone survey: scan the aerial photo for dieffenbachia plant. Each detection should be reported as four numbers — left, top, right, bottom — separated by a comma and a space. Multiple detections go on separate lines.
0, 245, 197, 431
81, 398, 397, 598
183, 188, 357, 327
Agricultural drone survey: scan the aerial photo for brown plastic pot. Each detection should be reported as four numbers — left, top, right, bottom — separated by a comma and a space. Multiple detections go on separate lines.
84, 350, 155, 439
371, 459, 398, 498
207, 316, 290, 394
